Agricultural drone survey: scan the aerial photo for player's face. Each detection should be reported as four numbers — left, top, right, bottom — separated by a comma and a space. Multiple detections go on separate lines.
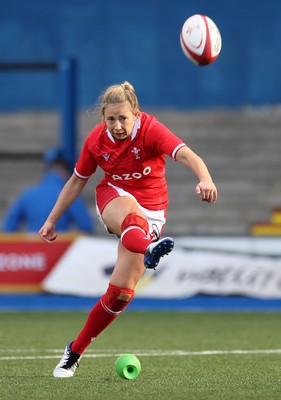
104, 102, 137, 141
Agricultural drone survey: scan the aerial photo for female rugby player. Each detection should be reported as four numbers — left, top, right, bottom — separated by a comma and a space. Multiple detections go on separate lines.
39, 81, 217, 377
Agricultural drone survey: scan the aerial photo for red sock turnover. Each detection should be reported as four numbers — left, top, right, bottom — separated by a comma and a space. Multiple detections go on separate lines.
120, 212, 152, 253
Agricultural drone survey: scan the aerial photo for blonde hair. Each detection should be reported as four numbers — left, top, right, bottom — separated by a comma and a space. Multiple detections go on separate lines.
93, 81, 140, 121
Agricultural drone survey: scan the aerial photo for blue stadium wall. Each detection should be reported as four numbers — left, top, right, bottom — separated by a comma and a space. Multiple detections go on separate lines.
1, 0, 281, 111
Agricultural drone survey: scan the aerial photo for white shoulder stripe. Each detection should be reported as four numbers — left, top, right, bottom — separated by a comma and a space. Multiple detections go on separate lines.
74, 168, 91, 179
172, 143, 186, 160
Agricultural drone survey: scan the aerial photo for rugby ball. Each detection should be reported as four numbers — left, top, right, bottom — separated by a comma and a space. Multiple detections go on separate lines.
180, 14, 222, 66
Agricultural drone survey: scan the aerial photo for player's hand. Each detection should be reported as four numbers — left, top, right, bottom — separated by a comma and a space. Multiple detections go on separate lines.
196, 181, 218, 203
38, 221, 58, 243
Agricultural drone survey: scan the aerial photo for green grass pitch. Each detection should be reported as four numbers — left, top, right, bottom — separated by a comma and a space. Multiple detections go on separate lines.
1, 311, 281, 400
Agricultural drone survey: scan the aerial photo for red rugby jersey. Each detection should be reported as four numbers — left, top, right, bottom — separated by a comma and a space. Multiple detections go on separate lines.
75, 112, 186, 210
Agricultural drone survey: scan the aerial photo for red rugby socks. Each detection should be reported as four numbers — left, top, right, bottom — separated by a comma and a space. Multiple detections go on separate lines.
71, 284, 134, 355
121, 227, 152, 253
120, 212, 152, 253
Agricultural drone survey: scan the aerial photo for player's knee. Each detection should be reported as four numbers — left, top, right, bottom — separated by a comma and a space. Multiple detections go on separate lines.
121, 212, 149, 235
102, 283, 134, 313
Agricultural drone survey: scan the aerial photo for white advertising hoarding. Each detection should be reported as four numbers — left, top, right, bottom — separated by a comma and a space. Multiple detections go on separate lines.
42, 236, 281, 299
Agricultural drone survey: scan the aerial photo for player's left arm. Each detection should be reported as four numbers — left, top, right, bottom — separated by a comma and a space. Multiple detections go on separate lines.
175, 145, 218, 203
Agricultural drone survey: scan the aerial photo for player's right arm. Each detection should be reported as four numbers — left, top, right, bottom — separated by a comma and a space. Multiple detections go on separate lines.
39, 173, 88, 243
176, 145, 217, 203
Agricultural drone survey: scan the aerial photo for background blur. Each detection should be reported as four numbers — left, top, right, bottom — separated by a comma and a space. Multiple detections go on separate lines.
1, 0, 281, 236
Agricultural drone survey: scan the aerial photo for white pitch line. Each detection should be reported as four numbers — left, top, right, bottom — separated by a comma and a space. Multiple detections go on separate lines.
1, 349, 281, 361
